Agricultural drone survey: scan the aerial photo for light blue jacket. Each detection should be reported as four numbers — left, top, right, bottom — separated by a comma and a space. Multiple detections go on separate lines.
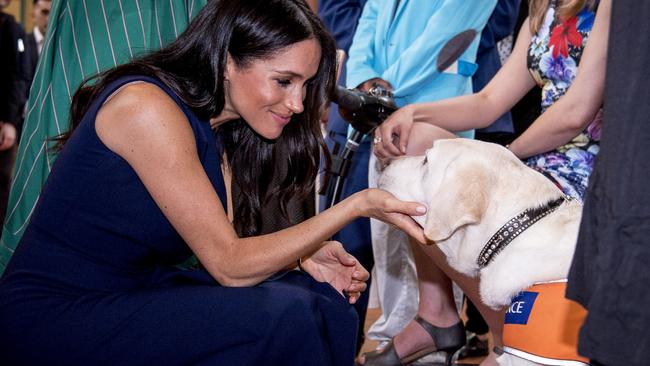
346, 0, 497, 121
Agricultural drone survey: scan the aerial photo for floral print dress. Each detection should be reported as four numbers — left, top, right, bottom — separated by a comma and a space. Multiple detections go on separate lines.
526, 1, 601, 200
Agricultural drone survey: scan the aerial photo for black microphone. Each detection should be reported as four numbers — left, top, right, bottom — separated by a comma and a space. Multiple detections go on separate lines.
333, 86, 397, 135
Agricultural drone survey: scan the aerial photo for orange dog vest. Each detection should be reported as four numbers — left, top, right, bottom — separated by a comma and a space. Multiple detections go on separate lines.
502, 281, 589, 365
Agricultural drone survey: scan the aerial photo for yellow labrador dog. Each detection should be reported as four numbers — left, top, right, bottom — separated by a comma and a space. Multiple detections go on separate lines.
378, 138, 588, 366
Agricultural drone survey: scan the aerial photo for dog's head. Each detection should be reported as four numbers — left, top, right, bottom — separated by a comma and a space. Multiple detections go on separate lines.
378, 138, 562, 276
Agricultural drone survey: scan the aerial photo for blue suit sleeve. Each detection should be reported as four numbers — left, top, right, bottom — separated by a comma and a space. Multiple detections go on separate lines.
479, 0, 521, 51
318, 0, 366, 52
382, 0, 497, 100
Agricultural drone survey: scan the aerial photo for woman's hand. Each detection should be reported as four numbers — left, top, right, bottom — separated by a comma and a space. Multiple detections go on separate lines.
373, 104, 415, 159
300, 241, 369, 304
357, 188, 427, 244
0, 122, 17, 151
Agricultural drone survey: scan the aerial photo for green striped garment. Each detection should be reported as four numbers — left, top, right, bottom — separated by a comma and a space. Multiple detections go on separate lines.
0, 0, 207, 273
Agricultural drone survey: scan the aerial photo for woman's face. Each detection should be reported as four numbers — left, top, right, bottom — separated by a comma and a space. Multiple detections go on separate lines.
223, 38, 322, 140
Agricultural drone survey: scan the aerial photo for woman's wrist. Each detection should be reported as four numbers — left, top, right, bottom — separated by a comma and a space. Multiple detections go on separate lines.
346, 190, 369, 218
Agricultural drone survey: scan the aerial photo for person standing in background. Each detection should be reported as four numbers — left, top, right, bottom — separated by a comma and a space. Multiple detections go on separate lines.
344, 2, 497, 364
0, 0, 21, 227
0, 0, 208, 274
566, 1, 650, 365
24, 0, 52, 91
317, 0, 369, 354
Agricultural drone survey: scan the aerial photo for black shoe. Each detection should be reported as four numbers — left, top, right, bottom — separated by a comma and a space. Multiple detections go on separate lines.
361, 316, 466, 366
457, 332, 488, 359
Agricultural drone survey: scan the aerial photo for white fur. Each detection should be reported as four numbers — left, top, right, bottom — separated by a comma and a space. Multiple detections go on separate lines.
378, 139, 583, 366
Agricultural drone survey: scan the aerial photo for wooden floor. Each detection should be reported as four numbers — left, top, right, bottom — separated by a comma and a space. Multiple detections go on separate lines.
360, 307, 486, 365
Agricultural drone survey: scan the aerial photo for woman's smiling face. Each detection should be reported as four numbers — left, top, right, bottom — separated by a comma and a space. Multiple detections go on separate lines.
222, 38, 322, 140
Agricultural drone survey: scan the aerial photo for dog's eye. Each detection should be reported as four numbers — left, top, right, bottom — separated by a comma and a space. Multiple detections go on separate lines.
421, 156, 428, 165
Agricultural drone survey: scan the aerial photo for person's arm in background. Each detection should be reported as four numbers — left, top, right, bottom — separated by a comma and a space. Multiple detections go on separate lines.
507, 0, 610, 158
381, 0, 497, 100
375, 0, 610, 159
373, 18, 537, 157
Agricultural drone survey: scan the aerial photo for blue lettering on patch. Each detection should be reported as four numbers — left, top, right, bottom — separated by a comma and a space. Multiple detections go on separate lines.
504, 291, 538, 325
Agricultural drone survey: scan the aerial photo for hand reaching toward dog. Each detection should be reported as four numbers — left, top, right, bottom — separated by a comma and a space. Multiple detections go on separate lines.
373, 104, 415, 159
374, 119, 458, 161
300, 241, 369, 304
357, 188, 427, 244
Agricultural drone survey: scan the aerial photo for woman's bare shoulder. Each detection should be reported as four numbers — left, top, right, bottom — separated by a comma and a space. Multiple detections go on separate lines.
95, 81, 196, 156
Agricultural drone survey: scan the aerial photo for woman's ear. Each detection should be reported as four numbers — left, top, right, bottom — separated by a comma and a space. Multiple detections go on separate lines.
224, 52, 234, 81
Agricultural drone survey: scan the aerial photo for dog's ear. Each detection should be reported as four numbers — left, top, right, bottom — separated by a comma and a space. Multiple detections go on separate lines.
424, 163, 489, 242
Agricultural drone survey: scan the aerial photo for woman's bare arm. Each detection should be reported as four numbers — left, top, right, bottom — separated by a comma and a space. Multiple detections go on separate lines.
508, 0, 610, 158
96, 83, 426, 287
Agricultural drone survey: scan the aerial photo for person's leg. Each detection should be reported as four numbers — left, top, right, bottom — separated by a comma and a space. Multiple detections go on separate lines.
366, 154, 419, 345
390, 241, 462, 357
362, 124, 464, 365
365, 123, 505, 365
458, 298, 490, 359
415, 239, 505, 366
1, 270, 357, 366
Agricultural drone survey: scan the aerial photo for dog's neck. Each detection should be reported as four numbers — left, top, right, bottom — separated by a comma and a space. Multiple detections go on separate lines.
478, 199, 582, 309
477, 195, 570, 269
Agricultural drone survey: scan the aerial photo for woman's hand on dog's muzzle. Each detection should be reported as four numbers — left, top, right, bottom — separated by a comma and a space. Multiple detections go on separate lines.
354, 188, 427, 244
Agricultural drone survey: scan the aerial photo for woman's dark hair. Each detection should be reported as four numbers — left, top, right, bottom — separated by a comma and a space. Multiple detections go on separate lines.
59, 0, 336, 237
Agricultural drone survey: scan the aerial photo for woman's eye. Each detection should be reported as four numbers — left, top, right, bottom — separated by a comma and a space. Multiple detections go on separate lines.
276, 79, 291, 87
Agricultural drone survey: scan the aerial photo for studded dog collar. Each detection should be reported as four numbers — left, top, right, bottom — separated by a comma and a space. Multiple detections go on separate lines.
477, 196, 571, 269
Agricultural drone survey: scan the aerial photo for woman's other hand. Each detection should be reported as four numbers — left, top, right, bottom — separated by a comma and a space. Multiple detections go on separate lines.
373, 104, 415, 159
357, 188, 427, 244
300, 241, 369, 304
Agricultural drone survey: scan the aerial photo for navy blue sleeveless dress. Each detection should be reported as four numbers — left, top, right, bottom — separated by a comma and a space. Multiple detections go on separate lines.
0, 76, 357, 365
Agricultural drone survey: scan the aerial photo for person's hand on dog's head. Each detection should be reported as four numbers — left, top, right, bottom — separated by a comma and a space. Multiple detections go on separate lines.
374, 118, 457, 161
373, 105, 414, 159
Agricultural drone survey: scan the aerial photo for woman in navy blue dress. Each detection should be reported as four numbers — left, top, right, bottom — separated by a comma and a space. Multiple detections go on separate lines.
0, 1, 428, 365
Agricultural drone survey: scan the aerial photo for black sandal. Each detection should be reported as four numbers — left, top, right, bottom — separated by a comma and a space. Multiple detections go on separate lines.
361, 316, 466, 366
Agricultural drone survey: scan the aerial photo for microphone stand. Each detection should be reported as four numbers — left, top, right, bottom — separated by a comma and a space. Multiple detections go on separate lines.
321, 86, 396, 209
323, 128, 365, 209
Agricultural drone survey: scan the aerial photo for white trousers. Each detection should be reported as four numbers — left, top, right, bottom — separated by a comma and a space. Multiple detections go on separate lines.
367, 153, 419, 342
367, 154, 464, 343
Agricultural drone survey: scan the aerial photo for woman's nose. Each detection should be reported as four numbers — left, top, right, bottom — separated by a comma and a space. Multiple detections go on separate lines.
285, 90, 304, 114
